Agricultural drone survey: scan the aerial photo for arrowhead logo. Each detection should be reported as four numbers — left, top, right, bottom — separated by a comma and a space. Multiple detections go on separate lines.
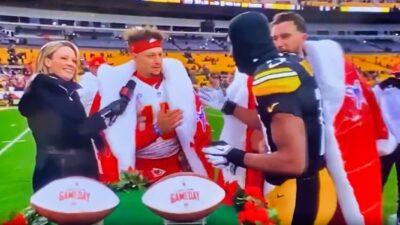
151, 168, 166, 177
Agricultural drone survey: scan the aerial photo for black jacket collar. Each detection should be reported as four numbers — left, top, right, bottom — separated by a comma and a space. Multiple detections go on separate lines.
34, 74, 81, 95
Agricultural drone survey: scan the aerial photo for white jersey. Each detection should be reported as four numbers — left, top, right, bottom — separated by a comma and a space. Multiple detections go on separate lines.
373, 85, 400, 143
78, 72, 99, 115
134, 78, 180, 159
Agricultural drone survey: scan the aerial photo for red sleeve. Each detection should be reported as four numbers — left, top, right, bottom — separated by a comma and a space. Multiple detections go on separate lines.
89, 91, 101, 116
360, 79, 388, 140
193, 94, 211, 147
193, 94, 225, 183
88, 93, 120, 183
245, 76, 264, 197
247, 76, 256, 110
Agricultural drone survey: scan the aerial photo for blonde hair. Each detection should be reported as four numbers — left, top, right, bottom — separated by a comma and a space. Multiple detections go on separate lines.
123, 26, 164, 46
35, 40, 80, 81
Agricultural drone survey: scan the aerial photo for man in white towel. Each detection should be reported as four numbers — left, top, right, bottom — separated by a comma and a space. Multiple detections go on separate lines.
270, 12, 387, 225
203, 12, 335, 225
93, 26, 219, 184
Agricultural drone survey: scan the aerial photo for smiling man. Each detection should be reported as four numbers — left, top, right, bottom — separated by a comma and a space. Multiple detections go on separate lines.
93, 26, 216, 184
270, 12, 307, 56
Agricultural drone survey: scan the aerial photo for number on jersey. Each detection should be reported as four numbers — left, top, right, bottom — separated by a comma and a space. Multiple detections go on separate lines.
138, 102, 175, 140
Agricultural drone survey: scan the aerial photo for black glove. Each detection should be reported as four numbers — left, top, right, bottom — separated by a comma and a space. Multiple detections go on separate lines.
98, 80, 136, 126
99, 99, 129, 126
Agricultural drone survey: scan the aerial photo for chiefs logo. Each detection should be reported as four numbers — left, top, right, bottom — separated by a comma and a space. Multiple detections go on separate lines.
151, 168, 166, 178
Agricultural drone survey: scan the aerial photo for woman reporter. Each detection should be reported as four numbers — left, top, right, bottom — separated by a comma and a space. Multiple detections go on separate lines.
19, 41, 129, 192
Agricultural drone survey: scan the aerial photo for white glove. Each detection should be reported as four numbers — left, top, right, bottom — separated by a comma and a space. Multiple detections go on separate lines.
222, 163, 239, 176
202, 141, 246, 169
203, 141, 232, 167
198, 87, 226, 110
205, 154, 229, 169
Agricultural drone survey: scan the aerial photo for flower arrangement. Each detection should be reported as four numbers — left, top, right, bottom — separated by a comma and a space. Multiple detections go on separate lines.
1, 207, 51, 225
232, 184, 280, 225
2, 212, 26, 225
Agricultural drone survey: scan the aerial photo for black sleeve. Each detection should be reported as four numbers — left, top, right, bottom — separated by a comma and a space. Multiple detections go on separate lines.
66, 90, 107, 137
25, 107, 63, 148
256, 92, 302, 118
18, 85, 43, 117
78, 112, 107, 137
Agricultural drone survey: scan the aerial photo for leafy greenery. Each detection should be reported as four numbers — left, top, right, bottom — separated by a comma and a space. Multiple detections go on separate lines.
108, 171, 148, 192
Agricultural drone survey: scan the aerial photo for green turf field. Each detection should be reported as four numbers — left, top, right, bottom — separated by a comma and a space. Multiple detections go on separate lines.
0, 107, 397, 224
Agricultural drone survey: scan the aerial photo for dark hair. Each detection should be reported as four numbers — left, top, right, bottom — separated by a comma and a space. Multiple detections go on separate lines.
123, 26, 164, 45
271, 12, 307, 33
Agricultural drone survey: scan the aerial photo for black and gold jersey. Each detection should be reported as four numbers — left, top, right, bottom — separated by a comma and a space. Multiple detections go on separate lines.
252, 53, 325, 185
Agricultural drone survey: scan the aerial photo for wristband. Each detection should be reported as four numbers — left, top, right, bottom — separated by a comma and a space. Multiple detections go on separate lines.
221, 100, 237, 115
226, 148, 246, 168
153, 123, 163, 137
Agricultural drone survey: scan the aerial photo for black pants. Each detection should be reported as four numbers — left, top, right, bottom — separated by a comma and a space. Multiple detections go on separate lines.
381, 144, 400, 221
33, 150, 99, 192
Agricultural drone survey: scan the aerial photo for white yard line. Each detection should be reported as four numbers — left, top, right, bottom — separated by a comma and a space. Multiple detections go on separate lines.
0, 128, 30, 157
2, 140, 26, 143
0, 107, 17, 111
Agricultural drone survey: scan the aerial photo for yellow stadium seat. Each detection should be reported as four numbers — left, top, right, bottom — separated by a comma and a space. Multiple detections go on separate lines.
2, 47, 398, 87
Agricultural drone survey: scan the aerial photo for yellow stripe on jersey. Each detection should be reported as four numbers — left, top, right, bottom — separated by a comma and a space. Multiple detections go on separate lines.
252, 70, 301, 96
300, 60, 314, 77
254, 67, 292, 80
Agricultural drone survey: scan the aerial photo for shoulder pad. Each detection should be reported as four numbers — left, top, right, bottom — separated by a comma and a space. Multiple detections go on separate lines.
253, 61, 301, 96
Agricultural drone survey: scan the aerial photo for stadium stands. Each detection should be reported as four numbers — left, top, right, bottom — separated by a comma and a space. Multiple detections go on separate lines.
0, 8, 399, 88
1, 45, 398, 86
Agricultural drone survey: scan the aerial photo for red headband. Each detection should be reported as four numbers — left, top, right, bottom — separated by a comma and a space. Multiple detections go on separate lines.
130, 39, 162, 53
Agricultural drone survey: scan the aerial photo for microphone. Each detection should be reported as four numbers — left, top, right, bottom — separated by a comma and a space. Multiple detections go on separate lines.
120, 79, 136, 102
99, 79, 137, 126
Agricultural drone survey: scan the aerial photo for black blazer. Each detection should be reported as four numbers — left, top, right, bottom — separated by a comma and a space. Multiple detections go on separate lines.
19, 74, 106, 191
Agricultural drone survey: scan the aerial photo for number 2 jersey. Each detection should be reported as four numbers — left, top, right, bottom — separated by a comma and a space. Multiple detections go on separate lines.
252, 53, 325, 185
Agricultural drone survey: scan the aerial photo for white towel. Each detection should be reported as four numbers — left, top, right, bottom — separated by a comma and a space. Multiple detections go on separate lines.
306, 40, 364, 225
97, 59, 208, 176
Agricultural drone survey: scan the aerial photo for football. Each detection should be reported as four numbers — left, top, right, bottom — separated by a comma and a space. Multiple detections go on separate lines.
30, 176, 119, 225
142, 172, 225, 222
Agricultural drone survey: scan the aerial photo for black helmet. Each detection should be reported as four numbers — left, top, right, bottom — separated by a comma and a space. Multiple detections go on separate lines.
229, 11, 278, 75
